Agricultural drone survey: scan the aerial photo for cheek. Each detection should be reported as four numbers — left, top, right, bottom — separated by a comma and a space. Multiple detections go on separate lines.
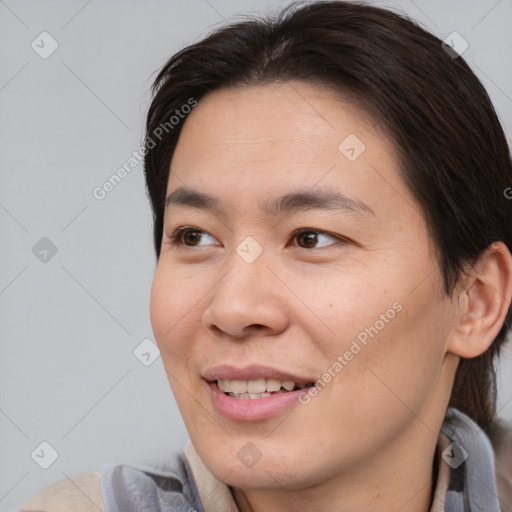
149, 264, 200, 362
350, 291, 449, 415
316, 264, 448, 394
301, 266, 400, 353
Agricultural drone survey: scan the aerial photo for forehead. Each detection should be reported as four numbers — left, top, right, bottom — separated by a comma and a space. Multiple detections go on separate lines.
175, 82, 383, 161
168, 81, 418, 222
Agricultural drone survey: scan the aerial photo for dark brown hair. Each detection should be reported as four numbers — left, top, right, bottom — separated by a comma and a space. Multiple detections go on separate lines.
143, 0, 512, 429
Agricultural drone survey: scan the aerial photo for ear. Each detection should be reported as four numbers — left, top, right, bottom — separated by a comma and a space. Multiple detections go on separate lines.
448, 241, 512, 358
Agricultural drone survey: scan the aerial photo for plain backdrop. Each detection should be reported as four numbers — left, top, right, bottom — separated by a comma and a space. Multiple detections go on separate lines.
1, 0, 511, 510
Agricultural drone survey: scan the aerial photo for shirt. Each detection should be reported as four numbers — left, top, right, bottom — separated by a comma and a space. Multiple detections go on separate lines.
97, 408, 504, 512
18, 407, 512, 511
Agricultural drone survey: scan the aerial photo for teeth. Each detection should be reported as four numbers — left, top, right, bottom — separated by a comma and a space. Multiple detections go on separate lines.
218, 379, 232, 393
266, 378, 282, 392
231, 380, 247, 394
247, 379, 266, 393
228, 391, 281, 399
217, 378, 307, 394
281, 380, 295, 391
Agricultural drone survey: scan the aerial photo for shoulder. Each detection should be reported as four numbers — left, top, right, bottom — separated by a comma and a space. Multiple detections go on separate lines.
18, 472, 104, 512
487, 416, 512, 509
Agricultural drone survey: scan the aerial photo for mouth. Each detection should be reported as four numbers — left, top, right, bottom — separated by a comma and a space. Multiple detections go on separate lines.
213, 378, 316, 399
206, 379, 316, 421
203, 365, 318, 420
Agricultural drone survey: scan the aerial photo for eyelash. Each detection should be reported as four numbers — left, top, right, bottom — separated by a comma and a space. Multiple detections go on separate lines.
166, 226, 348, 250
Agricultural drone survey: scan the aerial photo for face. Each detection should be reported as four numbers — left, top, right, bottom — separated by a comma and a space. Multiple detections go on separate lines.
150, 81, 459, 491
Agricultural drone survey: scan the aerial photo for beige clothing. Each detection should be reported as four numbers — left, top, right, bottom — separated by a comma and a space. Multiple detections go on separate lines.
18, 418, 512, 512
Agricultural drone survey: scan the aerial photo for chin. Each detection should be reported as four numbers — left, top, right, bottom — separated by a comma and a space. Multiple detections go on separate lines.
202, 447, 314, 491
225, 471, 277, 491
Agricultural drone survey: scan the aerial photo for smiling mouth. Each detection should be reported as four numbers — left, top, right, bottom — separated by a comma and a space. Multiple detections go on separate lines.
214, 379, 316, 399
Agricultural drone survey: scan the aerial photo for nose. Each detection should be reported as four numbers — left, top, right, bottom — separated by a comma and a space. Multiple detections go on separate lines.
201, 247, 290, 340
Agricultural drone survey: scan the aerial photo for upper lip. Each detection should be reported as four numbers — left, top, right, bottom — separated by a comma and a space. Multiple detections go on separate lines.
203, 364, 315, 384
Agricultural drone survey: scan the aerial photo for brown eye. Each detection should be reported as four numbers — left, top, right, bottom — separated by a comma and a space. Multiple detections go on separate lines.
182, 230, 202, 246
168, 227, 217, 247
293, 229, 340, 249
296, 231, 319, 248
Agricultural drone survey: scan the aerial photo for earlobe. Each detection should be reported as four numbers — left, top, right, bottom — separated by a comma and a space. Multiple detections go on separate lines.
448, 241, 512, 359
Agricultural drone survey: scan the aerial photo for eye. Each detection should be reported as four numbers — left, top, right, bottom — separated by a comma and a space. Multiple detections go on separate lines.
167, 227, 217, 247
166, 226, 345, 250
292, 229, 342, 249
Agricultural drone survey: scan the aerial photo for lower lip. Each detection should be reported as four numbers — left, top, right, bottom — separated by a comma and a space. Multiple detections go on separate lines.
207, 381, 309, 422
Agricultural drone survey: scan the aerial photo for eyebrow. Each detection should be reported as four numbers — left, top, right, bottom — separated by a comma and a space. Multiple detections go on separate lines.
164, 186, 376, 218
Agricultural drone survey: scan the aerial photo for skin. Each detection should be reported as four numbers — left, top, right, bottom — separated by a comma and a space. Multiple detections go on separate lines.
150, 81, 512, 512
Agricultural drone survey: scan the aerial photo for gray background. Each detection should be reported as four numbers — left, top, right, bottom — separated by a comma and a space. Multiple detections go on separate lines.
1, 0, 511, 510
